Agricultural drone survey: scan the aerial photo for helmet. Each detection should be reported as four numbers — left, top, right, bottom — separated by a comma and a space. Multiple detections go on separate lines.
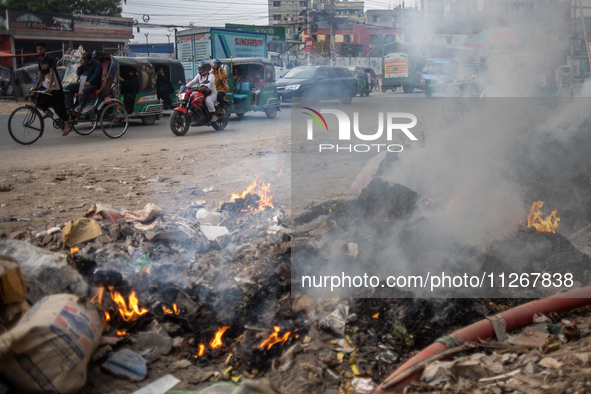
198, 61, 211, 75
211, 58, 221, 67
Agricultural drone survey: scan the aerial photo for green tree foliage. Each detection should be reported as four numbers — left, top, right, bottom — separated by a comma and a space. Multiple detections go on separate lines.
3, 0, 123, 16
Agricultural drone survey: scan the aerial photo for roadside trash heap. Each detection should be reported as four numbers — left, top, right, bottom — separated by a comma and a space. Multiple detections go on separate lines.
1, 178, 591, 393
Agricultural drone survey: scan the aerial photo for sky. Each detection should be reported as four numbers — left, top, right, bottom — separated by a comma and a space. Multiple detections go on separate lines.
122, 0, 403, 43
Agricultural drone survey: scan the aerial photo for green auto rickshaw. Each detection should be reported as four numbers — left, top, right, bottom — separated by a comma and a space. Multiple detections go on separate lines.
145, 58, 186, 109
220, 57, 280, 119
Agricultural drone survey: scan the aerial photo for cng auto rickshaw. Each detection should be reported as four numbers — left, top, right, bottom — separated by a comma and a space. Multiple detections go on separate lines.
145, 58, 186, 109
220, 57, 280, 119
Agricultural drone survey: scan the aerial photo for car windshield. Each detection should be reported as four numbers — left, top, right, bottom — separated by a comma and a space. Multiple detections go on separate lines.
423, 61, 450, 75
282, 67, 317, 79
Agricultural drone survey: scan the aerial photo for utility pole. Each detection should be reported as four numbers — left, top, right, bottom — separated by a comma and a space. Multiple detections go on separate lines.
308, 7, 314, 65
330, 0, 336, 65
145, 33, 150, 56
166, 33, 172, 58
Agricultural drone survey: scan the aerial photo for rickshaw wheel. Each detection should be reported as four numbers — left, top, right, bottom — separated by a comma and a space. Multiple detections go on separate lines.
73, 121, 97, 135
169, 111, 189, 136
8, 106, 44, 145
265, 107, 278, 119
211, 116, 228, 131
141, 115, 157, 125
100, 103, 129, 139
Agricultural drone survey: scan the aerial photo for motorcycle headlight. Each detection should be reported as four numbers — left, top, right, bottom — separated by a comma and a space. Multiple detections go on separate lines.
286, 84, 300, 90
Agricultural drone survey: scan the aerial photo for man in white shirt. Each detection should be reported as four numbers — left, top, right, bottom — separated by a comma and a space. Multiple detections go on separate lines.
186, 61, 218, 122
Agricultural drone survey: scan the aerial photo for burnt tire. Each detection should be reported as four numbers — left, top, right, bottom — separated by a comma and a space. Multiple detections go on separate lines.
169, 110, 189, 136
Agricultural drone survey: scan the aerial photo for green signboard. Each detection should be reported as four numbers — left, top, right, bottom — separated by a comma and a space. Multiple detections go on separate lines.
225, 24, 287, 42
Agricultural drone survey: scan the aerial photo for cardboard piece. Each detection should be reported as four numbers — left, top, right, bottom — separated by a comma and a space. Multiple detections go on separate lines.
62, 218, 102, 247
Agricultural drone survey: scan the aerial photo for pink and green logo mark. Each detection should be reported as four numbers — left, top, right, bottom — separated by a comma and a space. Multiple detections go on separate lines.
303, 107, 328, 138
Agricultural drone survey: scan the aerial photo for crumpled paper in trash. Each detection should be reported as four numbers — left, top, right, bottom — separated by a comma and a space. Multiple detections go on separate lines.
0, 254, 29, 327
86, 203, 163, 223
62, 217, 102, 247
319, 304, 356, 336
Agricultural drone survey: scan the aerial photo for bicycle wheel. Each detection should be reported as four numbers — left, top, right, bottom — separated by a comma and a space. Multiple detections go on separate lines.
73, 120, 97, 135
8, 106, 44, 145
100, 103, 129, 139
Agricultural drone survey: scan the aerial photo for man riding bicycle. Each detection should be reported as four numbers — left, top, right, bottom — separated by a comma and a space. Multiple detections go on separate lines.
32, 41, 71, 136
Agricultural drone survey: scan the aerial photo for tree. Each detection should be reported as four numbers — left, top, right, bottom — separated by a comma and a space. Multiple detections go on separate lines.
2, 0, 123, 17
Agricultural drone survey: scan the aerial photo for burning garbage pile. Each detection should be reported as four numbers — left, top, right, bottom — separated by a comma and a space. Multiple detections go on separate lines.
1, 164, 591, 393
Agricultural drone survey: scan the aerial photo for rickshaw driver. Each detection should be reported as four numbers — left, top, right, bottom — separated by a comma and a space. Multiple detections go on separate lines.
186, 61, 219, 122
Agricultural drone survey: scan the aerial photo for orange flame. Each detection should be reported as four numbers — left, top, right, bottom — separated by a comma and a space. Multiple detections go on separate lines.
104, 311, 111, 322
70, 246, 79, 259
373, 313, 379, 318
225, 178, 274, 213
162, 304, 180, 315
117, 330, 126, 336
195, 343, 205, 358
146, 267, 151, 274
111, 290, 148, 322
210, 326, 230, 348
259, 326, 291, 350
91, 286, 104, 303
527, 201, 559, 233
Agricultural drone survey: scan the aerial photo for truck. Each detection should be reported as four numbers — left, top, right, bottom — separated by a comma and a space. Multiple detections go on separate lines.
382, 43, 449, 93
268, 51, 288, 78
176, 28, 267, 80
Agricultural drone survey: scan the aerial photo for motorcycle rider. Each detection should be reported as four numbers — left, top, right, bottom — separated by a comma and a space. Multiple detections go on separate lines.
186, 61, 218, 122
210, 58, 228, 93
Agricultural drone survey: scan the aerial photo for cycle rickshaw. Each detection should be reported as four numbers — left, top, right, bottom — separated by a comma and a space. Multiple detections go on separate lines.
8, 54, 132, 145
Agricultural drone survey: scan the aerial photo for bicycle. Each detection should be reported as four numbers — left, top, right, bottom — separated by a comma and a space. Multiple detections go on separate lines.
8, 90, 129, 145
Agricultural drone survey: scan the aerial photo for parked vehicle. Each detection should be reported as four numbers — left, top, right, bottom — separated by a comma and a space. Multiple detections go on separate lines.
169, 85, 230, 136
221, 57, 280, 119
276, 66, 358, 104
12, 64, 39, 98
0, 66, 11, 96
145, 58, 186, 108
268, 51, 287, 79
176, 28, 267, 80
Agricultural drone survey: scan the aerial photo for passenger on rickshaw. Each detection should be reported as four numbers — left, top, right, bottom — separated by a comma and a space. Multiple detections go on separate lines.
250, 73, 264, 106
118, 66, 139, 114
33, 41, 71, 136
156, 67, 174, 109
65, 52, 102, 114
186, 61, 219, 122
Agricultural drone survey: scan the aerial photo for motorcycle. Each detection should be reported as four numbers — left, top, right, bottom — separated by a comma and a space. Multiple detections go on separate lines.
169, 85, 229, 136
